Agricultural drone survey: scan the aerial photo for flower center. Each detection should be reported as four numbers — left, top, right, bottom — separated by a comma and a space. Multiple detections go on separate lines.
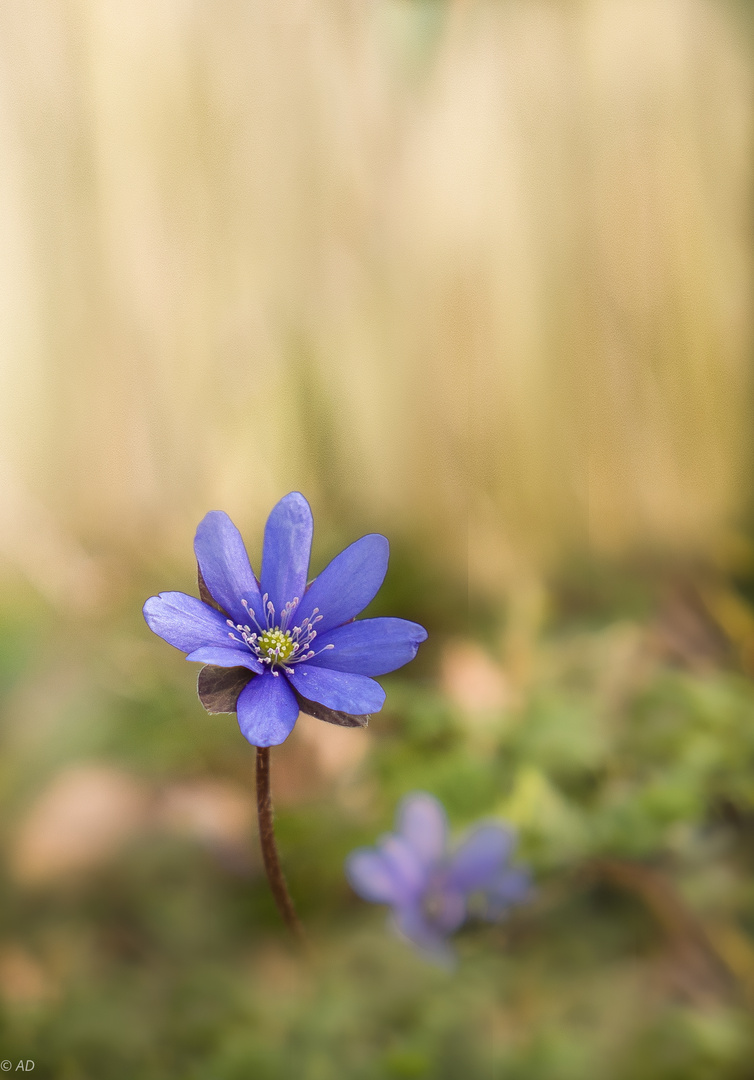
257, 627, 295, 662
423, 890, 445, 923
225, 593, 334, 676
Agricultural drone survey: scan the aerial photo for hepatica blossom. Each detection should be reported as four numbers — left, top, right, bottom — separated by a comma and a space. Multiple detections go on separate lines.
346, 793, 530, 964
143, 492, 427, 747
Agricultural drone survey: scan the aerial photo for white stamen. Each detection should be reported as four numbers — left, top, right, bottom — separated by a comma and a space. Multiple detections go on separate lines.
225, 595, 336, 673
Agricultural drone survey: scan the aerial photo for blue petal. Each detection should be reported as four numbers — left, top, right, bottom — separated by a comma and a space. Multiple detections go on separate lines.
479, 869, 532, 920
236, 672, 299, 747
346, 848, 411, 905
194, 511, 264, 627
287, 665, 385, 714
143, 592, 236, 653
445, 825, 515, 893
185, 646, 263, 673
260, 493, 313, 621
395, 792, 447, 867
293, 534, 389, 635
307, 617, 427, 676
378, 835, 428, 901
391, 904, 456, 968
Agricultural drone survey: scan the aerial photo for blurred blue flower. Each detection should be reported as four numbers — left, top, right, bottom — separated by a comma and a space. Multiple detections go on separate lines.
143, 492, 427, 747
346, 792, 530, 965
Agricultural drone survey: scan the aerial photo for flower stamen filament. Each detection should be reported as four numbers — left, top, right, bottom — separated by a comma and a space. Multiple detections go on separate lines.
226, 599, 333, 672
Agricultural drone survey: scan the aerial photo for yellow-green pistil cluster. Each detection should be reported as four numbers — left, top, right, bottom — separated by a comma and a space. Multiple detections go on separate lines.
257, 627, 295, 663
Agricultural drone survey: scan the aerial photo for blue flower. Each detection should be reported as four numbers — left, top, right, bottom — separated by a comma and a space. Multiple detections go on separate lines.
346, 792, 530, 965
143, 492, 427, 747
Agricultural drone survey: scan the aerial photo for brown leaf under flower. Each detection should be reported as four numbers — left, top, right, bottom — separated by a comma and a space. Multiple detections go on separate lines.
197, 563, 226, 614
197, 665, 253, 713
290, 686, 369, 728
197, 664, 370, 728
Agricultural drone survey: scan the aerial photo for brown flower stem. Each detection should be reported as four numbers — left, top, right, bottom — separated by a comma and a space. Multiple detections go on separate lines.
255, 746, 306, 945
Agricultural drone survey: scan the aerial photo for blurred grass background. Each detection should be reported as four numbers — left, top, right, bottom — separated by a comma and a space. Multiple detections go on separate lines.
1, 0, 754, 1076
